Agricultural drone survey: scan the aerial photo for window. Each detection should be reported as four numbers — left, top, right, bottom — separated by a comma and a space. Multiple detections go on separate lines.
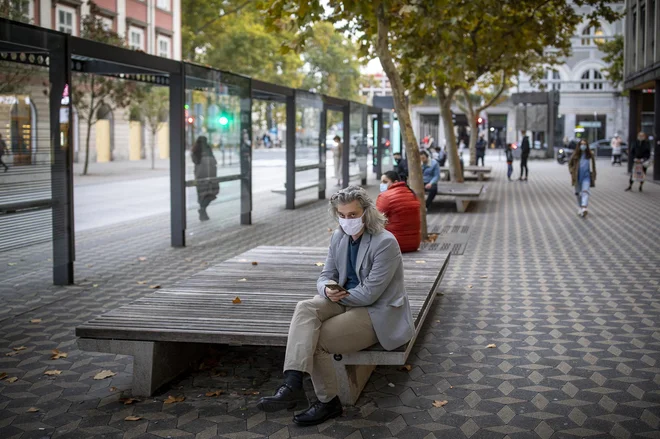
97, 16, 113, 31
129, 26, 145, 51
581, 25, 605, 45
16, 0, 33, 21
157, 35, 171, 58
543, 69, 562, 91
56, 5, 76, 35
580, 69, 603, 90
157, 0, 171, 11
640, 5, 646, 63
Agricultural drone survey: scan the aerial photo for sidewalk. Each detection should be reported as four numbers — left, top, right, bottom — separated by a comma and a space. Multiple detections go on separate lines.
0, 159, 659, 439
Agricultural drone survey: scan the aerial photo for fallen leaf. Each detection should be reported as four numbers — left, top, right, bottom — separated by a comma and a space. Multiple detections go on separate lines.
27, 407, 39, 413
398, 365, 412, 371
86, 264, 94, 268
51, 349, 68, 360
238, 278, 247, 282
124, 415, 142, 421
327, 228, 333, 233
164, 395, 185, 404
424, 233, 439, 243
149, 285, 161, 289
44, 370, 62, 376
205, 390, 223, 397
486, 344, 496, 349
415, 260, 427, 264
13, 346, 27, 352
432, 400, 448, 408
480, 275, 489, 279
467, 285, 473, 289
30, 319, 42, 323
93, 370, 116, 380
0, 372, 6, 380
251, 261, 258, 266
5, 351, 20, 357
109, 386, 118, 392
315, 262, 325, 267
232, 297, 242, 304
6, 377, 18, 383
137, 281, 147, 285
120, 397, 140, 405
92, 284, 99, 288
388, 383, 395, 387
8, 262, 16, 266
138, 257, 147, 261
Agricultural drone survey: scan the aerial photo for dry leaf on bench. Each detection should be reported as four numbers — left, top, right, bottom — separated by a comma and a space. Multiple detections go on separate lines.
51, 349, 68, 360
12, 346, 27, 352
205, 390, 223, 397
238, 278, 247, 282
27, 407, 39, 413
149, 285, 161, 289
232, 297, 242, 304
44, 370, 62, 376
327, 228, 333, 233
137, 281, 147, 285
124, 416, 142, 421
0, 372, 7, 380
467, 285, 473, 289
109, 386, 118, 392
93, 284, 99, 288
315, 262, 325, 267
486, 344, 496, 349
6, 377, 18, 383
8, 262, 16, 266
138, 257, 147, 261
93, 370, 116, 380
5, 351, 20, 357
30, 319, 42, 323
480, 275, 489, 279
415, 260, 426, 264
251, 261, 258, 266
120, 397, 140, 405
398, 365, 412, 372
432, 400, 448, 408
164, 395, 185, 404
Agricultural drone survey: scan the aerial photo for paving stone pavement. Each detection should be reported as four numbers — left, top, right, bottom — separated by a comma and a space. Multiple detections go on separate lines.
1, 159, 659, 439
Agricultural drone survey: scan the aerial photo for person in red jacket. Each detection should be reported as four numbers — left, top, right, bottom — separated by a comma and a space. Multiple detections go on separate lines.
376, 171, 421, 253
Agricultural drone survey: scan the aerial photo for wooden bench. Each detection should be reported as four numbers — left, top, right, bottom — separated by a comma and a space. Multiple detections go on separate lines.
271, 183, 319, 195
436, 183, 484, 212
76, 246, 450, 404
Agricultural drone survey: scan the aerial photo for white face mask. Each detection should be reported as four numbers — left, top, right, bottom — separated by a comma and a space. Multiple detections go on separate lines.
580, 144, 587, 152
338, 215, 364, 236
379, 183, 389, 193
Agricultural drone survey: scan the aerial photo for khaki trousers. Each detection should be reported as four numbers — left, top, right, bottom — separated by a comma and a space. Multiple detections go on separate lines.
283, 296, 378, 403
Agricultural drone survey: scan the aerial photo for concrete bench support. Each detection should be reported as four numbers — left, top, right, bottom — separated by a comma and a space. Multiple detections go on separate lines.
78, 338, 205, 396
334, 363, 377, 405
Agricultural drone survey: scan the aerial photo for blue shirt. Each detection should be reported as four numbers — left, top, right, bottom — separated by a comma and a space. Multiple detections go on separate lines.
422, 159, 441, 185
579, 154, 590, 183
344, 236, 362, 289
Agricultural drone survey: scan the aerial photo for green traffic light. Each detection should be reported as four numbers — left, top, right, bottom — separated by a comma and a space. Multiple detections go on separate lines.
219, 116, 229, 126
184, 104, 189, 110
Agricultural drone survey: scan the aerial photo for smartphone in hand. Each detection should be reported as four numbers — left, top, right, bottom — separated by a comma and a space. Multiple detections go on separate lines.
325, 283, 350, 294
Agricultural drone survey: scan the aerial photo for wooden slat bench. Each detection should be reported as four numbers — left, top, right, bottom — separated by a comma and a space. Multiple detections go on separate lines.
435, 183, 484, 212
76, 246, 450, 404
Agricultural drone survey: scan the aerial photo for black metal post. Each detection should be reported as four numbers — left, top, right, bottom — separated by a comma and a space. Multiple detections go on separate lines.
170, 64, 186, 246
361, 107, 368, 186
654, 81, 660, 181
342, 106, 350, 188
49, 35, 74, 285
628, 90, 639, 174
285, 94, 296, 209
240, 89, 252, 224
376, 112, 384, 179
319, 109, 327, 199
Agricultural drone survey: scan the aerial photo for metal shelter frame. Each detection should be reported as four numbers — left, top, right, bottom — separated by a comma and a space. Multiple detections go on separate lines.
0, 18, 382, 285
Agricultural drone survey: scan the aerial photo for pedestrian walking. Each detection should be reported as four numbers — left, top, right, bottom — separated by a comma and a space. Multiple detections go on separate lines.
476, 135, 486, 167
436, 146, 447, 167
332, 135, 343, 187
611, 135, 622, 166
191, 136, 219, 221
377, 171, 421, 253
569, 139, 596, 218
519, 131, 530, 181
625, 132, 651, 192
505, 143, 514, 181
0, 134, 8, 172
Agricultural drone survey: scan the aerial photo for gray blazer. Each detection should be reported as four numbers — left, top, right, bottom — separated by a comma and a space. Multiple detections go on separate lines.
317, 229, 415, 351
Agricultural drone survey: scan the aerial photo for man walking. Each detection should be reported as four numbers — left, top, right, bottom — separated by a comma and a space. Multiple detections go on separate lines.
0, 134, 8, 172
476, 135, 486, 167
256, 186, 414, 426
421, 150, 440, 209
519, 130, 530, 181
625, 131, 651, 192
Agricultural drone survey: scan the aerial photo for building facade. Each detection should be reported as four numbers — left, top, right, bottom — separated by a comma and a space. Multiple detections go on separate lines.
624, 0, 659, 179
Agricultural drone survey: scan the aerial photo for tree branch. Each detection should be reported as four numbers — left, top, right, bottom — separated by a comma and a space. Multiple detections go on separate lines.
477, 72, 508, 112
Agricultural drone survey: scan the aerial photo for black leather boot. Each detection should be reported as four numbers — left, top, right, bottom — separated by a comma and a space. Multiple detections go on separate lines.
256, 383, 307, 412
293, 396, 343, 426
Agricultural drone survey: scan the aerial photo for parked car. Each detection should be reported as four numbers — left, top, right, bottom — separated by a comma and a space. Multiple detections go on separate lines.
557, 139, 628, 164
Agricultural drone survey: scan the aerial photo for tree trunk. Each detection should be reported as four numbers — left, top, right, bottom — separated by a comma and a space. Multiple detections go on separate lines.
375, 5, 427, 239
151, 128, 157, 170
438, 88, 463, 183
468, 117, 478, 166
82, 76, 95, 176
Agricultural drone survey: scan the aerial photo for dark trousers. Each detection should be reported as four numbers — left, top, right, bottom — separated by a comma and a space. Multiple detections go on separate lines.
612, 154, 622, 165
476, 154, 485, 167
520, 155, 529, 179
425, 184, 438, 209
0, 157, 7, 171
507, 162, 513, 179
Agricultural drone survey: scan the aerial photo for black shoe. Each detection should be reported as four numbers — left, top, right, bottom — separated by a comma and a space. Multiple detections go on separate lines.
257, 383, 307, 412
293, 396, 343, 426
639, 186, 643, 192
198, 209, 210, 221
625, 187, 632, 192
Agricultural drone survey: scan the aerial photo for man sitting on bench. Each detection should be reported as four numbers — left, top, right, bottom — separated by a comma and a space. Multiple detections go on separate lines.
257, 186, 415, 426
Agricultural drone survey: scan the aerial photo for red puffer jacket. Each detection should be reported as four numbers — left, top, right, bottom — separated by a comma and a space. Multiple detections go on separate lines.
376, 182, 421, 253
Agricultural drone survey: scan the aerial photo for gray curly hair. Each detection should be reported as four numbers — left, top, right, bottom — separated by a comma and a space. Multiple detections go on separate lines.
330, 186, 386, 235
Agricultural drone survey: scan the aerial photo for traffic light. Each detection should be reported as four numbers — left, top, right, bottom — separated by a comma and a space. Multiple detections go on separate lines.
186, 116, 194, 124
477, 117, 484, 125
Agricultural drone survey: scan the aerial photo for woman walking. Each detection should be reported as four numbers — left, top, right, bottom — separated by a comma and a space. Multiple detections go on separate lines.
568, 139, 596, 218
376, 171, 421, 252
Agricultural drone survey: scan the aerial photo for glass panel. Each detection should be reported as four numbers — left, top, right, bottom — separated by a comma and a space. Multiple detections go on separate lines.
295, 91, 322, 168
349, 102, 367, 184
184, 64, 251, 240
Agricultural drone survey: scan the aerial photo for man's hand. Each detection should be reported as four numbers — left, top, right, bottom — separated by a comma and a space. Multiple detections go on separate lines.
325, 287, 349, 303
425, 183, 432, 190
